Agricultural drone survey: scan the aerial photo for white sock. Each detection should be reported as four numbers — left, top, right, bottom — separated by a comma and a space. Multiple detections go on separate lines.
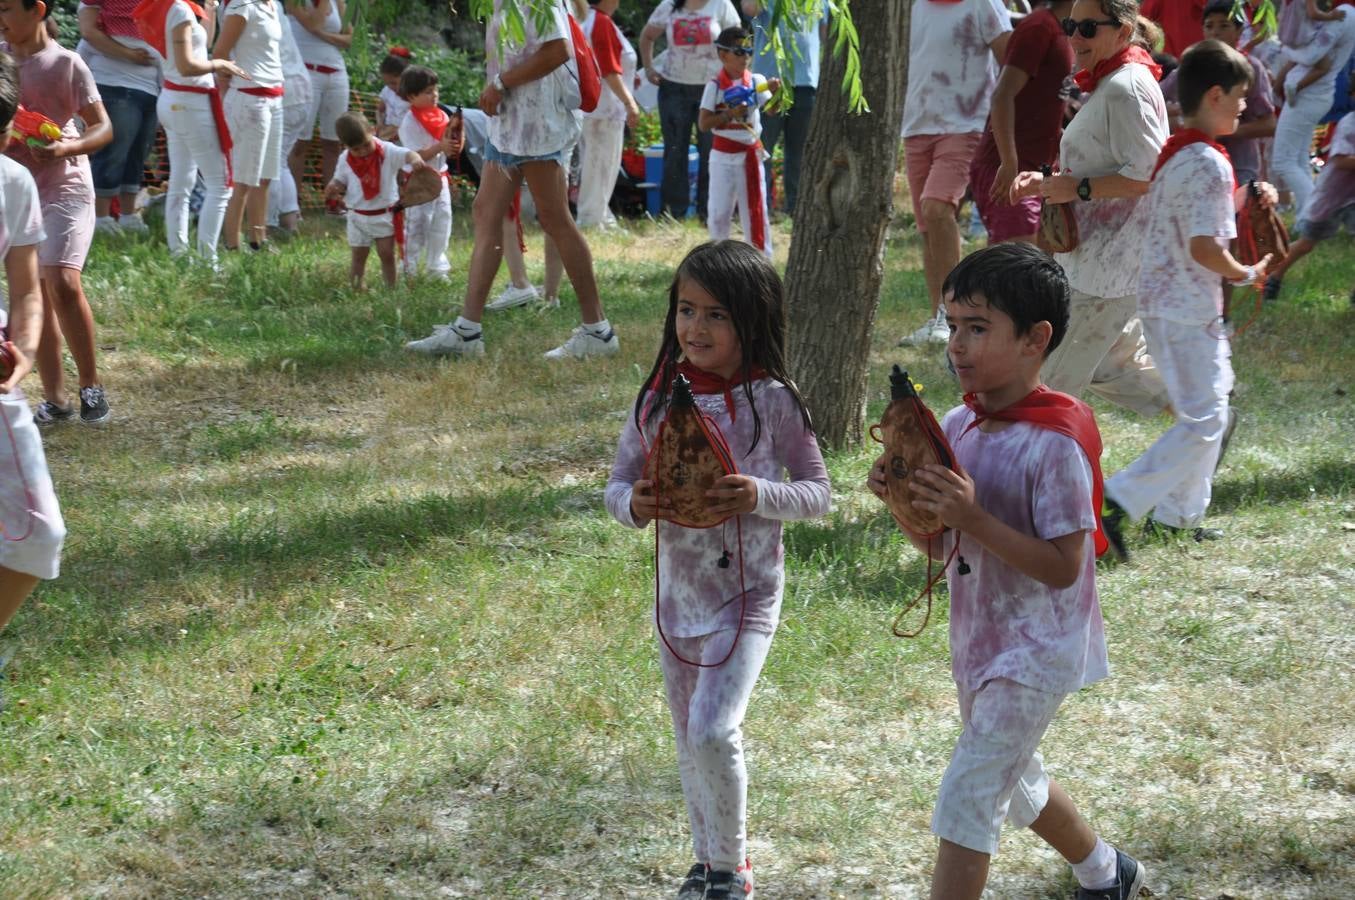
1071, 837, 1118, 890
453, 315, 481, 337
583, 318, 611, 338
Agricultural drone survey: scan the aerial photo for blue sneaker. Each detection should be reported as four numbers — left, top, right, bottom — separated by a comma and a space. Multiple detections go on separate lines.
1075, 849, 1146, 900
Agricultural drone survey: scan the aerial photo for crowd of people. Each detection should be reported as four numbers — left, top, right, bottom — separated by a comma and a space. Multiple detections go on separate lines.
0, 0, 1351, 898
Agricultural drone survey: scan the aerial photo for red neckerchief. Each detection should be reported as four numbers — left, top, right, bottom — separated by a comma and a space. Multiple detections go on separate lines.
411, 105, 449, 142
346, 140, 385, 200
962, 386, 1110, 558
716, 66, 750, 95
132, 0, 205, 60
1073, 44, 1162, 94
1152, 127, 1236, 188
648, 360, 768, 423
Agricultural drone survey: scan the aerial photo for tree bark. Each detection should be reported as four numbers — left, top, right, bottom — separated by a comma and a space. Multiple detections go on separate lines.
784, 0, 910, 449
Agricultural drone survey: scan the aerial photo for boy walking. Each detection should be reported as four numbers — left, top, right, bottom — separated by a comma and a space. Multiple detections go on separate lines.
396, 66, 462, 279
325, 112, 431, 289
698, 27, 779, 258
1102, 40, 1277, 553
869, 243, 1145, 900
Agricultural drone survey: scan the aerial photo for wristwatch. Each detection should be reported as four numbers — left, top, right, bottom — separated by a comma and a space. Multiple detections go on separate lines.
492, 73, 507, 94
1076, 177, 1092, 201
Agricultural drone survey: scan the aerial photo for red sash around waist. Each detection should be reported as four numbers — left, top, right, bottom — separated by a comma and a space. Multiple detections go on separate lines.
305, 63, 340, 75
163, 80, 233, 187
238, 85, 285, 97
711, 134, 767, 251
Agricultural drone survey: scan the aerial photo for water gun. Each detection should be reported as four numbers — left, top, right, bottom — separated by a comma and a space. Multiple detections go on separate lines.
721, 77, 771, 109
11, 106, 61, 149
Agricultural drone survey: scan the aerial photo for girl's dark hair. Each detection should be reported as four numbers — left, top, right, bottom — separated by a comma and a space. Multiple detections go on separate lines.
1177, 38, 1253, 114
20, 0, 53, 19
398, 65, 439, 100
380, 47, 412, 77
634, 240, 813, 453
942, 243, 1071, 358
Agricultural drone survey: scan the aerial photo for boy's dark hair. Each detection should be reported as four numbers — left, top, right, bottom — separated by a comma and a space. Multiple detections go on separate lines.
0, 52, 18, 133
334, 112, 372, 148
715, 26, 751, 51
942, 243, 1070, 358
1202, 0, 1245, 25
1177, 38, 1253, 115
397, 65, 439, 100
19, 0, 53, 19
636, 240, 813, 453
380, 47, 412, 76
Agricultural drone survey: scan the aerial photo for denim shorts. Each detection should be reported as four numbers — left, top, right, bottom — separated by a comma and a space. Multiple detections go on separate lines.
89, 84, 160, 197
483, 139, 569, 170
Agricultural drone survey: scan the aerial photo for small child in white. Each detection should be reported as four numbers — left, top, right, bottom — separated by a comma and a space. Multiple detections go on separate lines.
698, 27, 779, 258
375, 46, 411, 141
396, 65, 462, 279
0, 52, 68, 700
324, 112, 429, 289
1102, 39, 1278, 553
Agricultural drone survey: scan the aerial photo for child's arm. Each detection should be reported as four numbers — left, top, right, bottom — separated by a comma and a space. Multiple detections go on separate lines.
867, 455, 947, 561
715, 399, 830, 522
910, 464, 1087, 588
604, 413, 671, 528
699, 106, 738, 132
0, 243, 41, 394
1191, 236, 1271, 284
323, 176, 345, 202
33, 100, 112, 162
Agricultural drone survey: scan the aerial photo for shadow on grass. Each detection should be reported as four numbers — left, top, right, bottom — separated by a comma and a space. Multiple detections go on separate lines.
37, 478, 601, 656
786, 513, 945, 613
1212, 456, 1354, 513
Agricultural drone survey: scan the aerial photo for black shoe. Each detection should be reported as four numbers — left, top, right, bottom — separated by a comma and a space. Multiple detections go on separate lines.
703, 864, 753, 900
1075, 848, 1146, 899
34, 400, 75, 427
1214, 406, 1238, 475
79, 385, 110, 425
1101, 497, 1130, 562
676, 862, 707, 900
1262, 276, 1282, 301
1144, 519, 1222, 542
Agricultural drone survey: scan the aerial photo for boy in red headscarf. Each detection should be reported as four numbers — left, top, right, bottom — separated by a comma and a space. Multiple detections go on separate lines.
324, 111, 431, 289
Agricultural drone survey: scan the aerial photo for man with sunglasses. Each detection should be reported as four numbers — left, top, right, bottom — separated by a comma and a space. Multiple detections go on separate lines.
899, 0, 1013, 347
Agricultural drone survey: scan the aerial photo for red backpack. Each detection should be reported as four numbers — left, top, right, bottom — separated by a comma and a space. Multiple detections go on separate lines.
567, 13, 602, 113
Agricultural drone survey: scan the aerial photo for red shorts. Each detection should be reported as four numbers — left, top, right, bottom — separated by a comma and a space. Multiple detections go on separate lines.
904, 132, 981, 232
969, 155, 1043, 243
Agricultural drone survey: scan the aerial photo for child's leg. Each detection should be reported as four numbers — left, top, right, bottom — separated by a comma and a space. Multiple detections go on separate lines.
1104, 318, 1233, 528
663, 628, 774, 873
0, 567, 40, 632
659, 635, 711, 865
427, 186, 453, 276
350, 245, 370, 289
1267, 235, 1316, 283
374, 236, 398, 288
35, 280, 66, 407
930, 679, 1064, 900
732, 155, 771, 258
0, 392, 66, 628
706, 153, 737, 243
404, 202, 431, 276
42, 268, 100, 390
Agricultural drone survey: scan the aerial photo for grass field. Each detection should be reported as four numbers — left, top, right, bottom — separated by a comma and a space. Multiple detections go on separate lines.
0, 206, 1351, 899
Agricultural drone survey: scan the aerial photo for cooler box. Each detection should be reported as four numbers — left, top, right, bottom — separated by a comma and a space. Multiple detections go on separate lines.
643, 144, 700, 217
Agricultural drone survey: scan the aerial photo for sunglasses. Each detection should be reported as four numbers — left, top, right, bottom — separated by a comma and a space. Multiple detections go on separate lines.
1061, 17, 1119, 38
716, 45, 753, 57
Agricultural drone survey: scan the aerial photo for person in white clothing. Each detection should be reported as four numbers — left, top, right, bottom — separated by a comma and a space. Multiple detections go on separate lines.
285, 0, 351, 194
576, 0, 640, 229
214, 0, 286, 252
1103, 41, 1278, 552
265, 14, 311, 235
148, 0, 249, 261
396, 65, 462, 277
698, 27, 779, 257
375, 46, 411, 140
1271, 4, 1355, 216
325, 111, 429, 288
0, 57, 69, 695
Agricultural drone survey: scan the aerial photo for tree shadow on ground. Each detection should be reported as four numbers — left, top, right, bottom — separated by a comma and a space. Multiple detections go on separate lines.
1212, 456, 1354, 513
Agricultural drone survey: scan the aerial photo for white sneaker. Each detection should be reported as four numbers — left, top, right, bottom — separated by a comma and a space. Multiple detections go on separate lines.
544, 325, 619, 360
898, 311, 950, 346
405, 325, 486, 357
94, 216, 121, 235
486, 284, 540, 311
119, 214, 149, 235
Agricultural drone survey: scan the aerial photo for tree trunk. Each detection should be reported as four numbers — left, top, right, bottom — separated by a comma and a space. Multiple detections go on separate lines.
785, 0, 910, 449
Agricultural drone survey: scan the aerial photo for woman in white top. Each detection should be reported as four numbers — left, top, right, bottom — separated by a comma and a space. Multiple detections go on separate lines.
1010, 0, 1170, 418
577, 0, 640, 228
285, 0, 352, 190
78, 0, 162, 233
214, 0, 287, 251
154, 0, 249, 261
639, 0, 739, 220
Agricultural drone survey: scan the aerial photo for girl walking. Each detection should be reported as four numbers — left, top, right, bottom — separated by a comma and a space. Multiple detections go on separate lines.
605, 240, 830, 899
